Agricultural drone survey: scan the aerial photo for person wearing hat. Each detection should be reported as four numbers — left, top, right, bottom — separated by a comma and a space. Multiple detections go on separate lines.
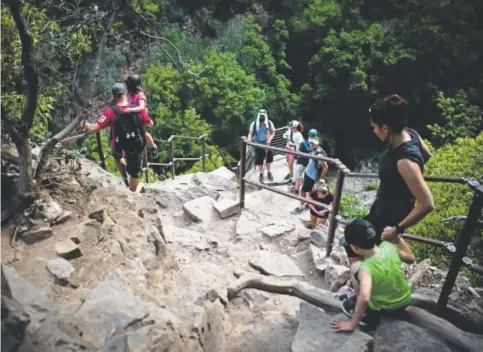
292, 137, 328, 214
331, 218, 415, 332
282, 120, 305, 182
291, 128, 318, 194
247, 109, 276, 183
84, 82, 153, 192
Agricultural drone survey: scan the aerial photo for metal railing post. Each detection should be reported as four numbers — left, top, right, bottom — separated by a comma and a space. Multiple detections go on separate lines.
201, 135, 206, 172
438, 186, 483, 308
143, 149, 149, 183
169, 137, 175, 180
239, 138, 247, 208
95, 132, 106, 170
326, 169, 346, 256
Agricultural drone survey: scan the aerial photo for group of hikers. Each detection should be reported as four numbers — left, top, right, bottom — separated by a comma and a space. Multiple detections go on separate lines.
83, 81, 436, 332
247, 95, 435, 332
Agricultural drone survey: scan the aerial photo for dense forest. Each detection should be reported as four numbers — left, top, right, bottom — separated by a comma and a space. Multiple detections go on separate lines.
2, 0, 483, 278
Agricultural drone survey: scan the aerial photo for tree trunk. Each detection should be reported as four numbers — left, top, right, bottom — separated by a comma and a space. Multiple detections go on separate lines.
14, 138, 34, 197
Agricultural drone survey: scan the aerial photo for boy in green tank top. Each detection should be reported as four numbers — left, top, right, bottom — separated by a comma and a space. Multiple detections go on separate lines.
332, 218, 415, 332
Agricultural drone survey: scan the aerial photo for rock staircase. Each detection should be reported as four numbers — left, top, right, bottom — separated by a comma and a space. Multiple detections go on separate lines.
2, 158, 482, 352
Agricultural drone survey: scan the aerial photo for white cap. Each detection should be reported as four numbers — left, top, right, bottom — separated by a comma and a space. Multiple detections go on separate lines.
290, 120, 299, 128
308, 138, 319, 145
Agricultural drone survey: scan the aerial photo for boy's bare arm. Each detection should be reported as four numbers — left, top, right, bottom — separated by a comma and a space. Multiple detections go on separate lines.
394, 236, 416, 264
125, 100, 146, 113
351, 270, 371, 327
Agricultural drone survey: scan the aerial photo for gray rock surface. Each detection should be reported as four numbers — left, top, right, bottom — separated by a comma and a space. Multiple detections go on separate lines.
291, 302, 373, 352
214, 198, 240, 219
261, 221, 295, 238
374, 318, 454, 352
325, 263, 351, 292
21, 227, 53, 244
183, 195, 216, 223
54, 239, 82, 259
249, 253, 304, 277
46, 258, 75, 281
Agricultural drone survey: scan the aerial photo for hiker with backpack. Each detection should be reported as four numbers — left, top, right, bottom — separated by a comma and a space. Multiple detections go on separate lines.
83, 82, 152, 192
292, 137, 328, 214
247, 109, 276, 183
291, 128, 318, 194
122, 74, 158, 159
283, 120, 305, 183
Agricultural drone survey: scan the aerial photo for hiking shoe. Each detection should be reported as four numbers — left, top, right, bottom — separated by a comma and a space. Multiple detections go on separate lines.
259, 173, 264, 183
291, 206, 304, 214
338, 287, 357, 302
341, 298, 356, 317
267, 172, 274, 182
151, 147, 158, 159
284, 174, 291, 180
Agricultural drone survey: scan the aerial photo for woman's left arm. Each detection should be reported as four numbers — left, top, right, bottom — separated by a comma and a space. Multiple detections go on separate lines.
382, 159, 435, 241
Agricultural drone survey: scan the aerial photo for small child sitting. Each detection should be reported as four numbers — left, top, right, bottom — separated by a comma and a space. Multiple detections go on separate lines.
331, 218, 415, 332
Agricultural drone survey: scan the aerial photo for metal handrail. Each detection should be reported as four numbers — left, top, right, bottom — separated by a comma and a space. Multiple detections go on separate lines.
238, 135, 483, 310
146, 134, 208, 181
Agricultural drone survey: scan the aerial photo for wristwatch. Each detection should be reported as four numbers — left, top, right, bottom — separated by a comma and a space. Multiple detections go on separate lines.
395, 224, 405, 234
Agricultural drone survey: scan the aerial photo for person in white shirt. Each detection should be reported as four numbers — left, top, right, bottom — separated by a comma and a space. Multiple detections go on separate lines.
283, 120, 305, 182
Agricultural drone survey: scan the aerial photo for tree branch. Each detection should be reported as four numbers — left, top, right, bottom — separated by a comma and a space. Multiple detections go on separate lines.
140, 31, 207, 77
5, 0, 39, 137
34, 114, 86, 181
227, 273, 483, 346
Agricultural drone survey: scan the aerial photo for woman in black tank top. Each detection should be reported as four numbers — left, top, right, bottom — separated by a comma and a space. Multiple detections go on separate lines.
344, 95, 435, 261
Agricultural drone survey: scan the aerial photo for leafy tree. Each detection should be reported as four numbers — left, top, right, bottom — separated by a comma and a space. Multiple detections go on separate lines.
428, 90, 483, 147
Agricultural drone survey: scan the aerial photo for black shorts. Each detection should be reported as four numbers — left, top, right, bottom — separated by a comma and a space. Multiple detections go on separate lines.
301, 174, 316, 193
111, 145, 123, 160
344, 214, 384, 258
310, 209, 329, 219
255, 148, 273, 166
125, 150, 144, 179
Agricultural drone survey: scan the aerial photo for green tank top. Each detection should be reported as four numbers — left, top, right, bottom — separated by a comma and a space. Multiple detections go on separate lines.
359, 241, 411, 311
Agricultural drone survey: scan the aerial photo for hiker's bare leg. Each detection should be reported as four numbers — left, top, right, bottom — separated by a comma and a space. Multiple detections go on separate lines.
129, 177, 140, 192
114, 159, 127, 178
266, 163, 272, 172
145, 132, 156, 149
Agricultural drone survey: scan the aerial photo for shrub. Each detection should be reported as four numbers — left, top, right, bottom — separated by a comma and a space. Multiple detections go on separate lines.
412, 133, 483, 283
364, 182, 379, 191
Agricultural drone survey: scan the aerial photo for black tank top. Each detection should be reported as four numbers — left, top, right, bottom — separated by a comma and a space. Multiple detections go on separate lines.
368, 128, 425, 227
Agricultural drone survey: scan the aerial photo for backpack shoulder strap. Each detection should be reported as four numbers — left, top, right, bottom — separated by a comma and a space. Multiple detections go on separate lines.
111, 105, 122, 117
290, 130, 294, 143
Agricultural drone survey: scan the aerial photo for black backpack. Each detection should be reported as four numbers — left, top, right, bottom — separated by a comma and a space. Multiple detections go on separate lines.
111, 105, 146, 153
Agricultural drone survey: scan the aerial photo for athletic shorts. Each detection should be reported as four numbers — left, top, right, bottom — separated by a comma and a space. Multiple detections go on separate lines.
294, 164, 306, 180
255, 148, 273, 166
286, 146, 296, 164
301, 173, 316, 193
125, 151, 144, 179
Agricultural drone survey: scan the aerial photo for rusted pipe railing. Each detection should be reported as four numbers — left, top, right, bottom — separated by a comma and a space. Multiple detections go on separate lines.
239, 136, 350, 257
347, 172, 468, 184
326, 170, 346, 255
238, 136, 483, 310
438, 184, 483, 308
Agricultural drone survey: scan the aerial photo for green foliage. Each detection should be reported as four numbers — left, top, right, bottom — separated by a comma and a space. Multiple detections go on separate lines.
411, 133, 483, 276
364, 182, 379, 191
428, 90, 483, 147
339, 192, 369, 219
